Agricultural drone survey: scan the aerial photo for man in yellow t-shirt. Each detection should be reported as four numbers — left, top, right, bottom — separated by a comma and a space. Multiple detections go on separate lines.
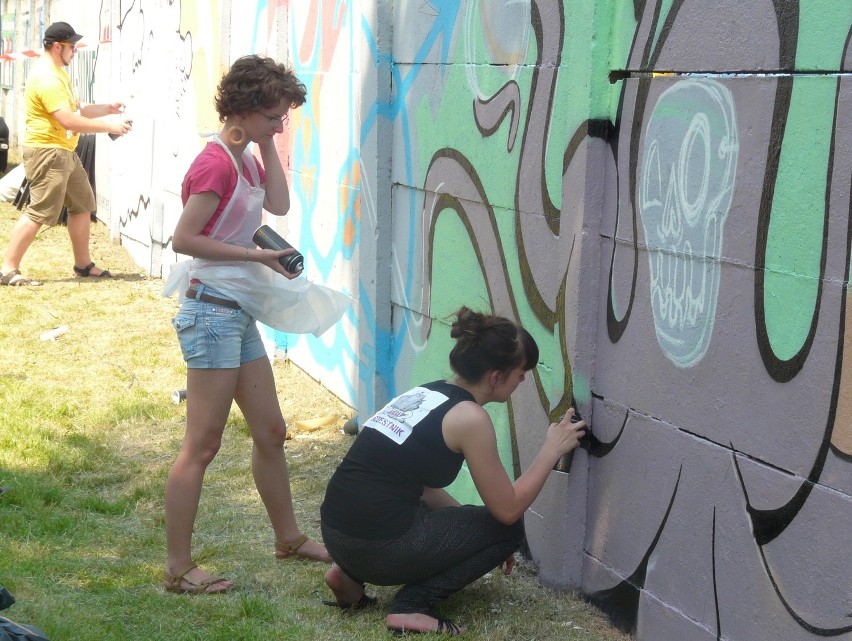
0, 22, 132, 286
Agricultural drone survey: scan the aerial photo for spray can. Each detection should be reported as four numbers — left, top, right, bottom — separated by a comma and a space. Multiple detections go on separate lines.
108, 120, 132, 141
343, 416, 359, 435
553, 406, 584, 473
109, 105, 132, 140
253, 225, 304, 274
171, 389, 187, 404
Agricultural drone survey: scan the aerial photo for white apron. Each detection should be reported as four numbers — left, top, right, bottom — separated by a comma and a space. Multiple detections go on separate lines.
163, 137, 351, 336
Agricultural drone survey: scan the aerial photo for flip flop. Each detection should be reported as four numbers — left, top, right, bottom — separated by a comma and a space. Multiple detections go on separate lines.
0, 270, 42, 286
73, 262, 112, 278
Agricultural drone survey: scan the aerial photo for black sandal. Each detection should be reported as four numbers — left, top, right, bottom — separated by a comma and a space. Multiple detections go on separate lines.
73, 262, 112, 278
322, 593, 377, 610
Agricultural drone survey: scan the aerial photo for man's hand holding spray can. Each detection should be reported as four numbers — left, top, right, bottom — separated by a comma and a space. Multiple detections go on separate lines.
109, 104, 133, 140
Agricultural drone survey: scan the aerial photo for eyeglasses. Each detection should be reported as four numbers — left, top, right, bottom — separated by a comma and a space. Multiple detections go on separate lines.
59, 42, 78, 52
261, 112, 289, 125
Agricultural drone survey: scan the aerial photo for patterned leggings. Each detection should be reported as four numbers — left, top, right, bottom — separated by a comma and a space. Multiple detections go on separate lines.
321, 504, 525, 614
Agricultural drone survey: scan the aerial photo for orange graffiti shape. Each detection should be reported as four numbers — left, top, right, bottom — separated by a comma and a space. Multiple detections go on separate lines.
341, 163, 361, 248
298, 0, 347, 71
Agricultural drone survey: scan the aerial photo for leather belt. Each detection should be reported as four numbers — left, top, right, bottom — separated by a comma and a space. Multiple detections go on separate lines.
185, 285, 241, 310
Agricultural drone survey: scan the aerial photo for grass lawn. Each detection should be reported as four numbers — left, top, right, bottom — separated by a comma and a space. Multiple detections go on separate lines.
0, 201, 630, 640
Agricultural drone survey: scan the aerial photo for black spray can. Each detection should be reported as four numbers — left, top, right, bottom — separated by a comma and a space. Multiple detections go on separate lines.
553, 406, 585, 473
253, 224, 304, 274
109, 119, 133, 140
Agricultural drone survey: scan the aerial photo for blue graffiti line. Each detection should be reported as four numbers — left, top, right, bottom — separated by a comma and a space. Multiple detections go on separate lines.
250, 0, 267, 52
287, 3, 462, 404
357, 280, 390, 408
360, 5, 462, 374
291, 4, 357, 268
283, 3, 361, 382
289, 302, 360, 401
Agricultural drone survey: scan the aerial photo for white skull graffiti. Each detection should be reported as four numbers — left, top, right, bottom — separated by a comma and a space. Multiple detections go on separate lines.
640, 78, 739, 367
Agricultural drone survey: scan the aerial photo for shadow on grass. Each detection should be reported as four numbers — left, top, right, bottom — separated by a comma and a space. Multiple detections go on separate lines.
46, 273, 151, 284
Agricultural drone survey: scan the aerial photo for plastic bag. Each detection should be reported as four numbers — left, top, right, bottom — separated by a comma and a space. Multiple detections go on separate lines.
163, 260, 352, 337
0, 618, 50, 641
0, 587, 50, 641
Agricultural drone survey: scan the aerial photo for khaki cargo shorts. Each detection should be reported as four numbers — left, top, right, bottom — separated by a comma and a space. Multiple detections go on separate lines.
22, 146, 96, 226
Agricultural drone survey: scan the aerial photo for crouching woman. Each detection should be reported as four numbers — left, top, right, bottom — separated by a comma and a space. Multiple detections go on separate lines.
319, 306, 587, 635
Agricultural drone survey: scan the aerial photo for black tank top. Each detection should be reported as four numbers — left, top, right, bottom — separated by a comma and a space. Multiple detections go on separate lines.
321, 380, 474, 539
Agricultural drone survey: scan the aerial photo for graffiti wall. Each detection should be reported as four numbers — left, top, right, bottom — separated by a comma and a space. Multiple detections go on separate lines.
283, 1, 365, 408
3, 1, 849, 640
386, 1, 852, 641
586, 1, 852, 639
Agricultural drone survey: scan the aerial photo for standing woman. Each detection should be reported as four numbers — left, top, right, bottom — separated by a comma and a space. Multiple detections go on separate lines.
320, 307, 587, 635
163, 55, 330, 595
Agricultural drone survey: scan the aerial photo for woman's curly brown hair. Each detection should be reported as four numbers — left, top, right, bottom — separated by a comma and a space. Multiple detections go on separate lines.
214, 55, 307, 121
448, 306, 539, 382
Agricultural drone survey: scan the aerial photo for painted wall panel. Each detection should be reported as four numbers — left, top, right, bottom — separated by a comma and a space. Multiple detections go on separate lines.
387, 2, 852, 640
3, 1, 849, 639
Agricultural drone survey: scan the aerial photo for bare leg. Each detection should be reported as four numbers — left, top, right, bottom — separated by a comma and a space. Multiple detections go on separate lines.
67, 212, 108, 275
164, 367, 238, 589
234, 356, 329, 561
324, 563, 367, 605
2, 215, 41, 273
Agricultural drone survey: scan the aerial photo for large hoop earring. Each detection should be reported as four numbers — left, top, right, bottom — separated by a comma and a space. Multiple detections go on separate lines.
227, 125, 246, 145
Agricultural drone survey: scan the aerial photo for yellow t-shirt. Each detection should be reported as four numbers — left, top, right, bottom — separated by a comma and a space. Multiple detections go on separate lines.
24, 57, 80, 151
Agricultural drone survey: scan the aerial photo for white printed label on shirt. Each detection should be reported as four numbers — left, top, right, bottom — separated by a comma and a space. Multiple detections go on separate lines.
362, 387, 449, 444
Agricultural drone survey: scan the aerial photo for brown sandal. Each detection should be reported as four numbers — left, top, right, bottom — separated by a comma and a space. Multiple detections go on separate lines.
0, 270, 41, 286
163, 562, 233, 594
274, 534, 331, 562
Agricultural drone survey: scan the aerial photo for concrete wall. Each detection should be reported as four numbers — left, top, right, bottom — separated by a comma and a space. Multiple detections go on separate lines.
582, 1, 852, 638
1, 2, 850, 640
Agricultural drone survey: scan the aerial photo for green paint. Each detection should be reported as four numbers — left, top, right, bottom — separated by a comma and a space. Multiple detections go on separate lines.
572, 373, 591, 406
413, 65, 520, 209
407, 1, 619, 501
609, 1, 637, 76
430, 212, 493, 319
763, 77, 834, 360
567, 0, 616, 117
408, 211, 491, 392
796, 1, 852, 70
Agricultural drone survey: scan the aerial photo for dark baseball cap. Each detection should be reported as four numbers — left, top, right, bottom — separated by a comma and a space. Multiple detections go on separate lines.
44, 22, 83, 45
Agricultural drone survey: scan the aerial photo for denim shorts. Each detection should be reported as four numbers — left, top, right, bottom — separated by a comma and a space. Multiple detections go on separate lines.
171, 284, 267, 368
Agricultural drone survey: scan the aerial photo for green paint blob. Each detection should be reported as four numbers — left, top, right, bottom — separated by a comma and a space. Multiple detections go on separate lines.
763, 78, 833, 360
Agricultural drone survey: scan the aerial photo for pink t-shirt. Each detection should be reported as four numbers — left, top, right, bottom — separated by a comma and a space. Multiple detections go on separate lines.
181, 142, 266, 236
